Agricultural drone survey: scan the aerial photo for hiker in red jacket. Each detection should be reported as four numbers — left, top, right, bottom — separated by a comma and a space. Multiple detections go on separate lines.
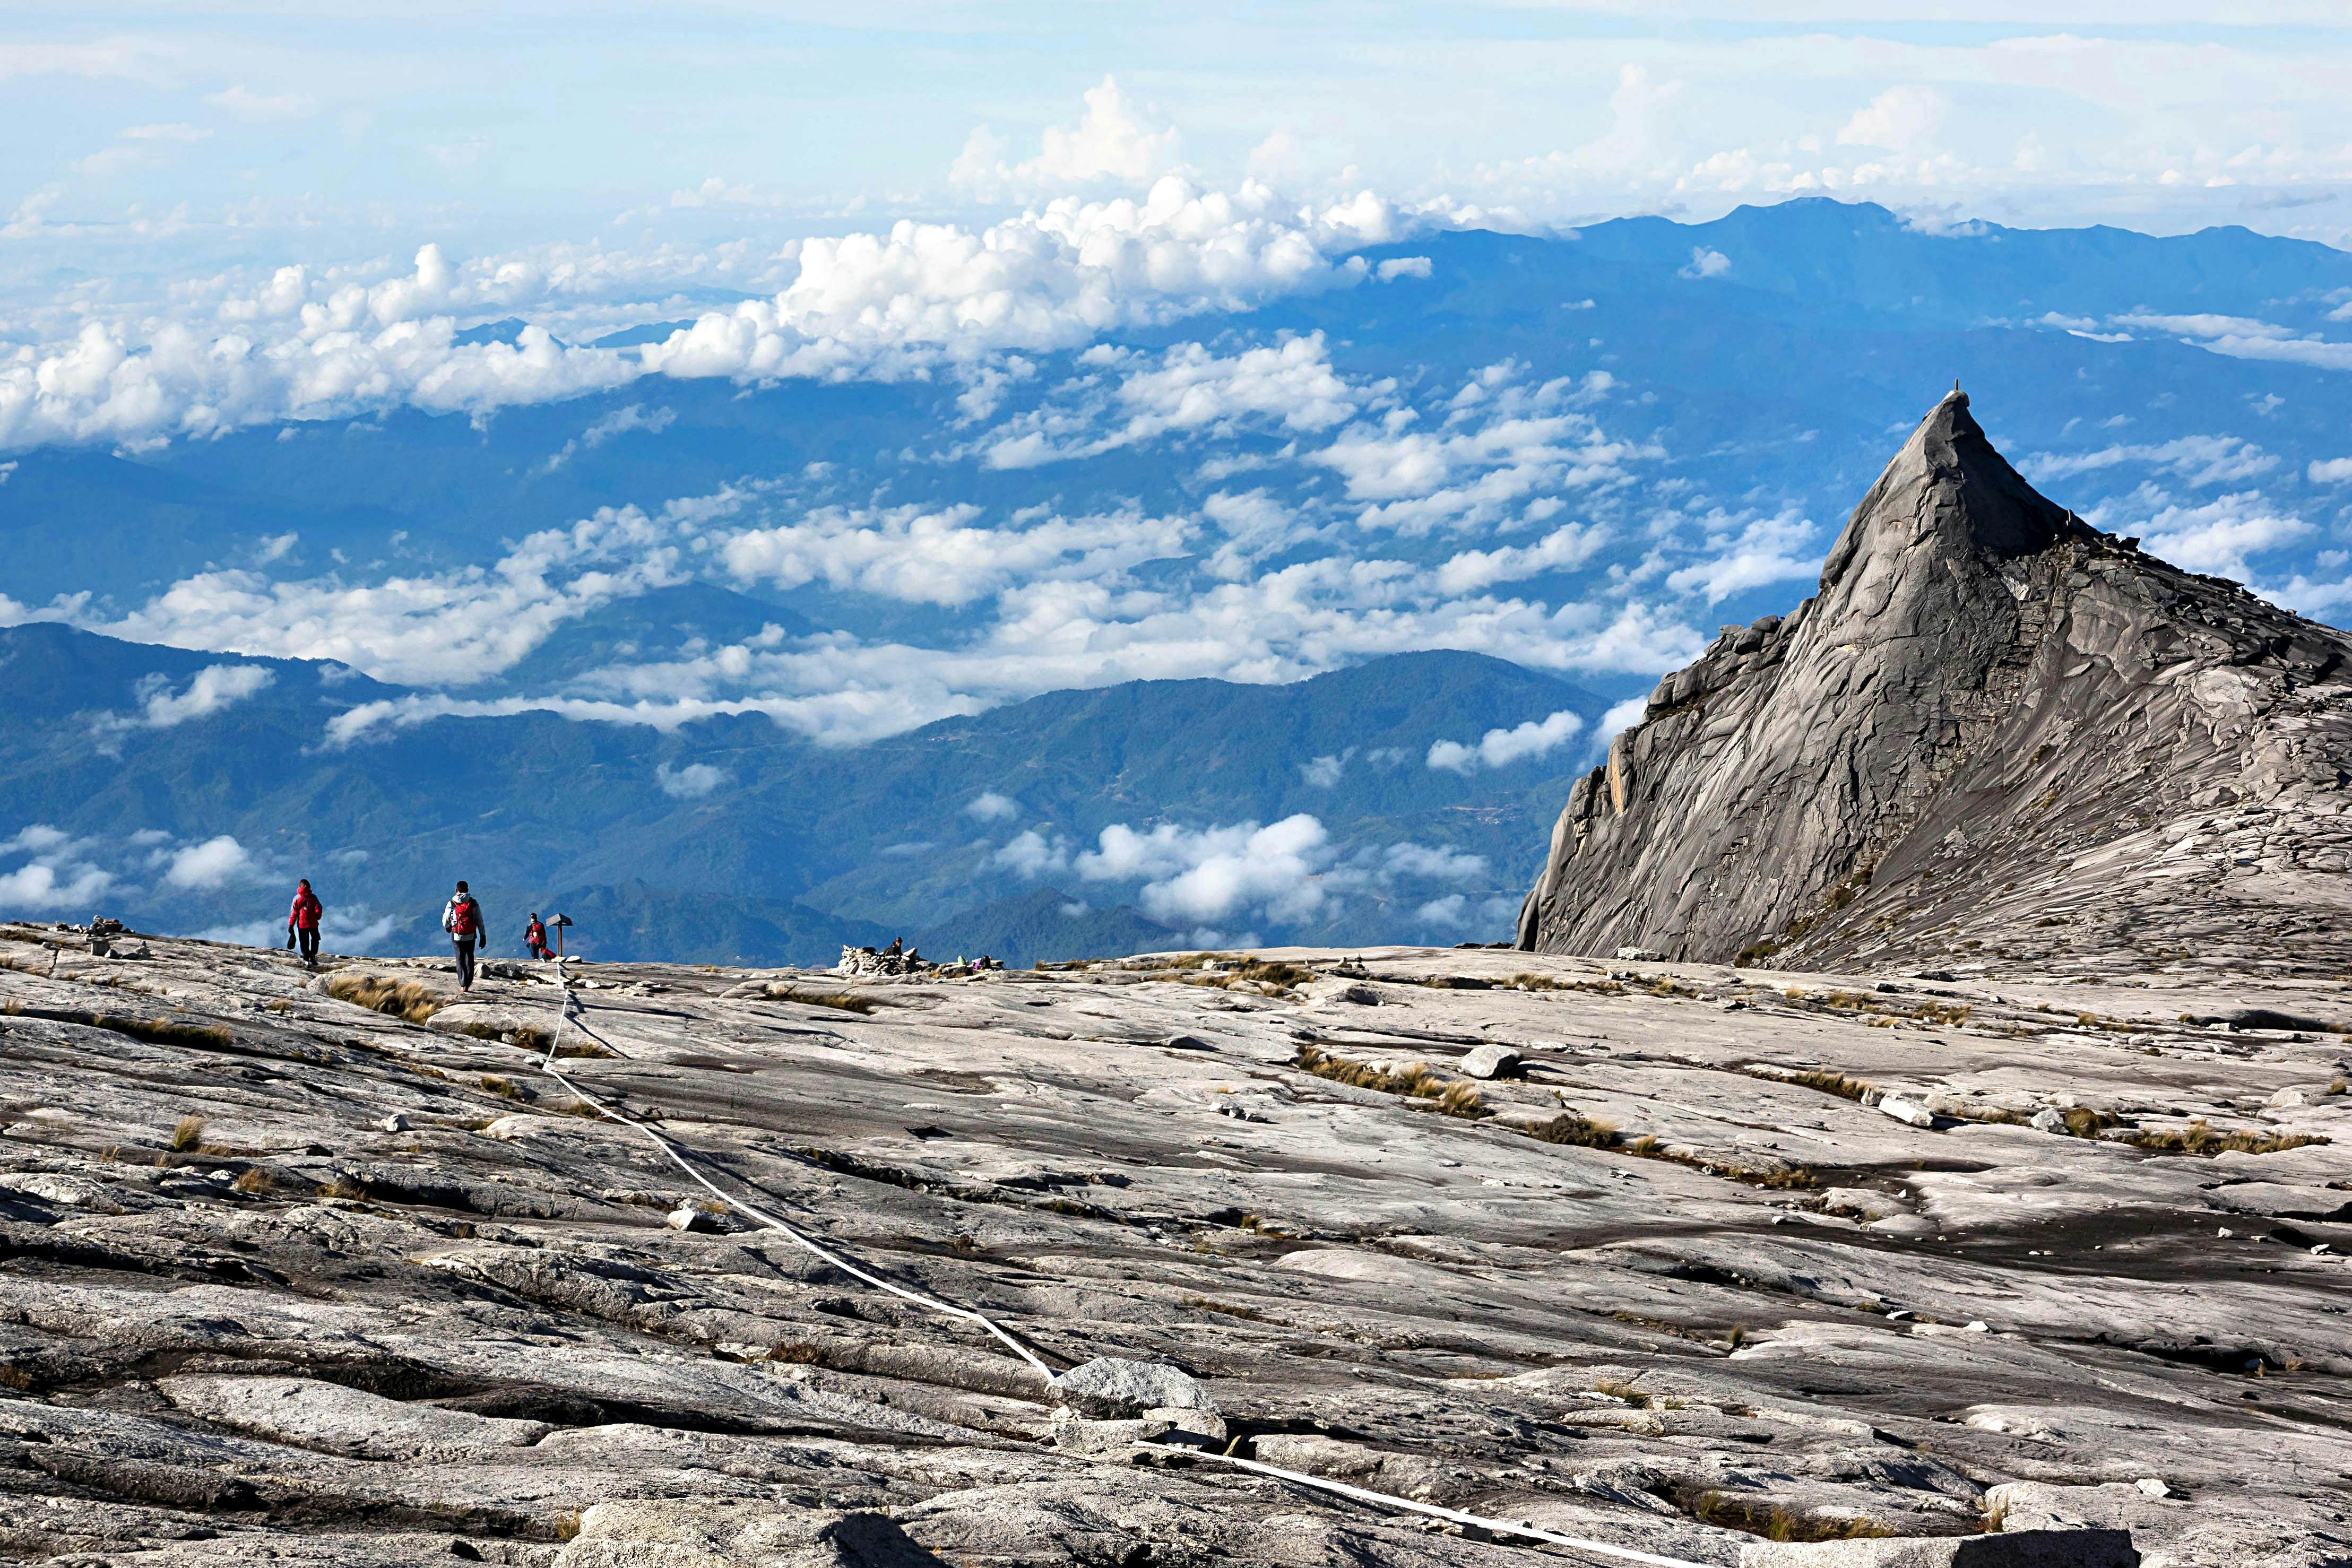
524, 912, 552, 960
443, 880, 488, 991
287, 879, 322, 968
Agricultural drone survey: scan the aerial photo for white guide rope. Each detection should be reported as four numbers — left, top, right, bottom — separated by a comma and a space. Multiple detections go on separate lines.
532, 978, 1054, 1380
1136, 1443, 1709, 1567
525, 965, 1714, 1568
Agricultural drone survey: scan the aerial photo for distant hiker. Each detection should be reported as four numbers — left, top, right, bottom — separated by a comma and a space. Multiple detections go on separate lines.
524, 912, 551, 960
443, 881, 487, 991
885, 937, 903, 958
287, 879, 322, 968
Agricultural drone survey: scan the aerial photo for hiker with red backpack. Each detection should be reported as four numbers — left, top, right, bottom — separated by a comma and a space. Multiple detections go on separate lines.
443, 880, 488, 991
286, 879, 323, 968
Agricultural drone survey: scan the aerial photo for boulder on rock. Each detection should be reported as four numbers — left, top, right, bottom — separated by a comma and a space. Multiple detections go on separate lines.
1050, 1356, 1219, 1419
1460, 1043, 1523, 1080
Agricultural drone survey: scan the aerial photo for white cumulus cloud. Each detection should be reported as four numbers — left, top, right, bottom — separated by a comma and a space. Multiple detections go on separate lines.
0, 825, 114, 911
1427, 708, 1584, 774
655, 761, 728, 799
1836, 86, 1949, 153
166, 834, 252, 889
134, 665, 276, 729
2136, 492, 2313, 581
1078, 815, 1333, 925
1663, 508, 1820, 603
2022, 435, 2278, 488
964, 792, 1020, 822
951, 76, 1183, 200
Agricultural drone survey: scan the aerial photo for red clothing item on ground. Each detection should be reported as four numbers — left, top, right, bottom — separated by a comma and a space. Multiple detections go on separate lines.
289, 889, 322, 930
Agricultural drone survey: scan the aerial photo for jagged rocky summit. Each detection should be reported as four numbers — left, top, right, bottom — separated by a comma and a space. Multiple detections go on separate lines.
1519, 390, 2352, 974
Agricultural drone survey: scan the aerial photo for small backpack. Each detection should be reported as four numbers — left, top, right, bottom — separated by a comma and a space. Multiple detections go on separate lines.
451, 898, 480, 938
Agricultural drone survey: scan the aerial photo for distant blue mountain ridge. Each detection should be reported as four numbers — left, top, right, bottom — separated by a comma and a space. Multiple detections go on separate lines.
4, 197, 2350, 961
0, 625, 1597, 961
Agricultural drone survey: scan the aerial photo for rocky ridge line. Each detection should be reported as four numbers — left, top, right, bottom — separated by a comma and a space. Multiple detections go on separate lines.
1518, 391, 2352, 976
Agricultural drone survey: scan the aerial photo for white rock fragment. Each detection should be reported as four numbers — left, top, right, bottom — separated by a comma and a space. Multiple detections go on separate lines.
2030, 1107, 2068, 1133
1878, 1096, 1936, 1128
1460, 1043, 1521, 1080
1614, 946, 1666, 961
2137, 1478, 2172, 1498
1051, 1356, 1218, 1419
665, 1203, 721, 1232
379, 1113, 409, 1133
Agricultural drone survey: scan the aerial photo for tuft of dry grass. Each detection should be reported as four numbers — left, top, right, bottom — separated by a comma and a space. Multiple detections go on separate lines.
1521, 1111, 1619, 1147
1182, 1294, 1274, 1322
1163, 956, 1316, 995
551, 1036, 617, 1059
317, 1173, 369, 1201
1437, 1080, 1486, 1118
321, 972, 451, 1025
231, 1167, 273, 1196
1693, 1493, 1891, 1544
1593, 1378, 1654, 1408
170, 1115, 205, 1153
1293, 1044, 1490, 1120
755, 982, 876, 1015
2059, 1106, 2118, 1138
479, 1075, 523, 1101
2328, 1076, 2347, 1097
2124, 1120, 2328, 1157
1754, 1066, 1874, 1102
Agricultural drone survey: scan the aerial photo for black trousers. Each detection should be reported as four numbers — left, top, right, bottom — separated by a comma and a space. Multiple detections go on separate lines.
454, 938, 478, 989
296, 927, 318, 963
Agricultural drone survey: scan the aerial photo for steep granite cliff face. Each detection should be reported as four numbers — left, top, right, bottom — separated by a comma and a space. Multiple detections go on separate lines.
1519, 391, 2352, 974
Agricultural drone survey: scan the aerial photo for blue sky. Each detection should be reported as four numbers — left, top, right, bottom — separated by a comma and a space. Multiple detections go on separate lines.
5, 5, 2352, 936
6, 3, 2351, 272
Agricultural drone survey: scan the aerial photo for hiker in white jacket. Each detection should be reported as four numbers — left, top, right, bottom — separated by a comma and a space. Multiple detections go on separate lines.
443, 880, 488, 991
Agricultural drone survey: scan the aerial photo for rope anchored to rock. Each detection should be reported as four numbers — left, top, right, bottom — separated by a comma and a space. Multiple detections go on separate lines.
532, 971, 1055, 1381
523, 963, 1716, 1568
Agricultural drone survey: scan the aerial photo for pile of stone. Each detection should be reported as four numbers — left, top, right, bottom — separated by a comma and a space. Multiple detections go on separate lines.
836, 944, 929, 976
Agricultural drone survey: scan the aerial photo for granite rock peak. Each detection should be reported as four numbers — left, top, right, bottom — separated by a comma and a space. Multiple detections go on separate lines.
1517, 391, 2352, 973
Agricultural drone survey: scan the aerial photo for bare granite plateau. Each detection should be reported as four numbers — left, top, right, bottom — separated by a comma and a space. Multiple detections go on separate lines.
0, 923, 2344, 1565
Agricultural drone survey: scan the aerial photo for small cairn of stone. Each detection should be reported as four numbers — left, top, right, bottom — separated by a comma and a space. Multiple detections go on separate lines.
837, 945, 930, 977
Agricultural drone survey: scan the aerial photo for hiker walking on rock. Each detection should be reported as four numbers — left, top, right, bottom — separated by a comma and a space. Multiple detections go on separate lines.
286, 879, 322, 969
524, 911, 551, 960
443, 881, 488, 991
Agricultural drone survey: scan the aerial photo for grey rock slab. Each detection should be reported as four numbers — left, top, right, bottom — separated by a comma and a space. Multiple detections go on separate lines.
1049, 1356, 1219, 1418
1736, 1532, 2137, 1567
0, 929, 2346, 1564
552, 1500, 944, 1568
155, 1374, 551, 1460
